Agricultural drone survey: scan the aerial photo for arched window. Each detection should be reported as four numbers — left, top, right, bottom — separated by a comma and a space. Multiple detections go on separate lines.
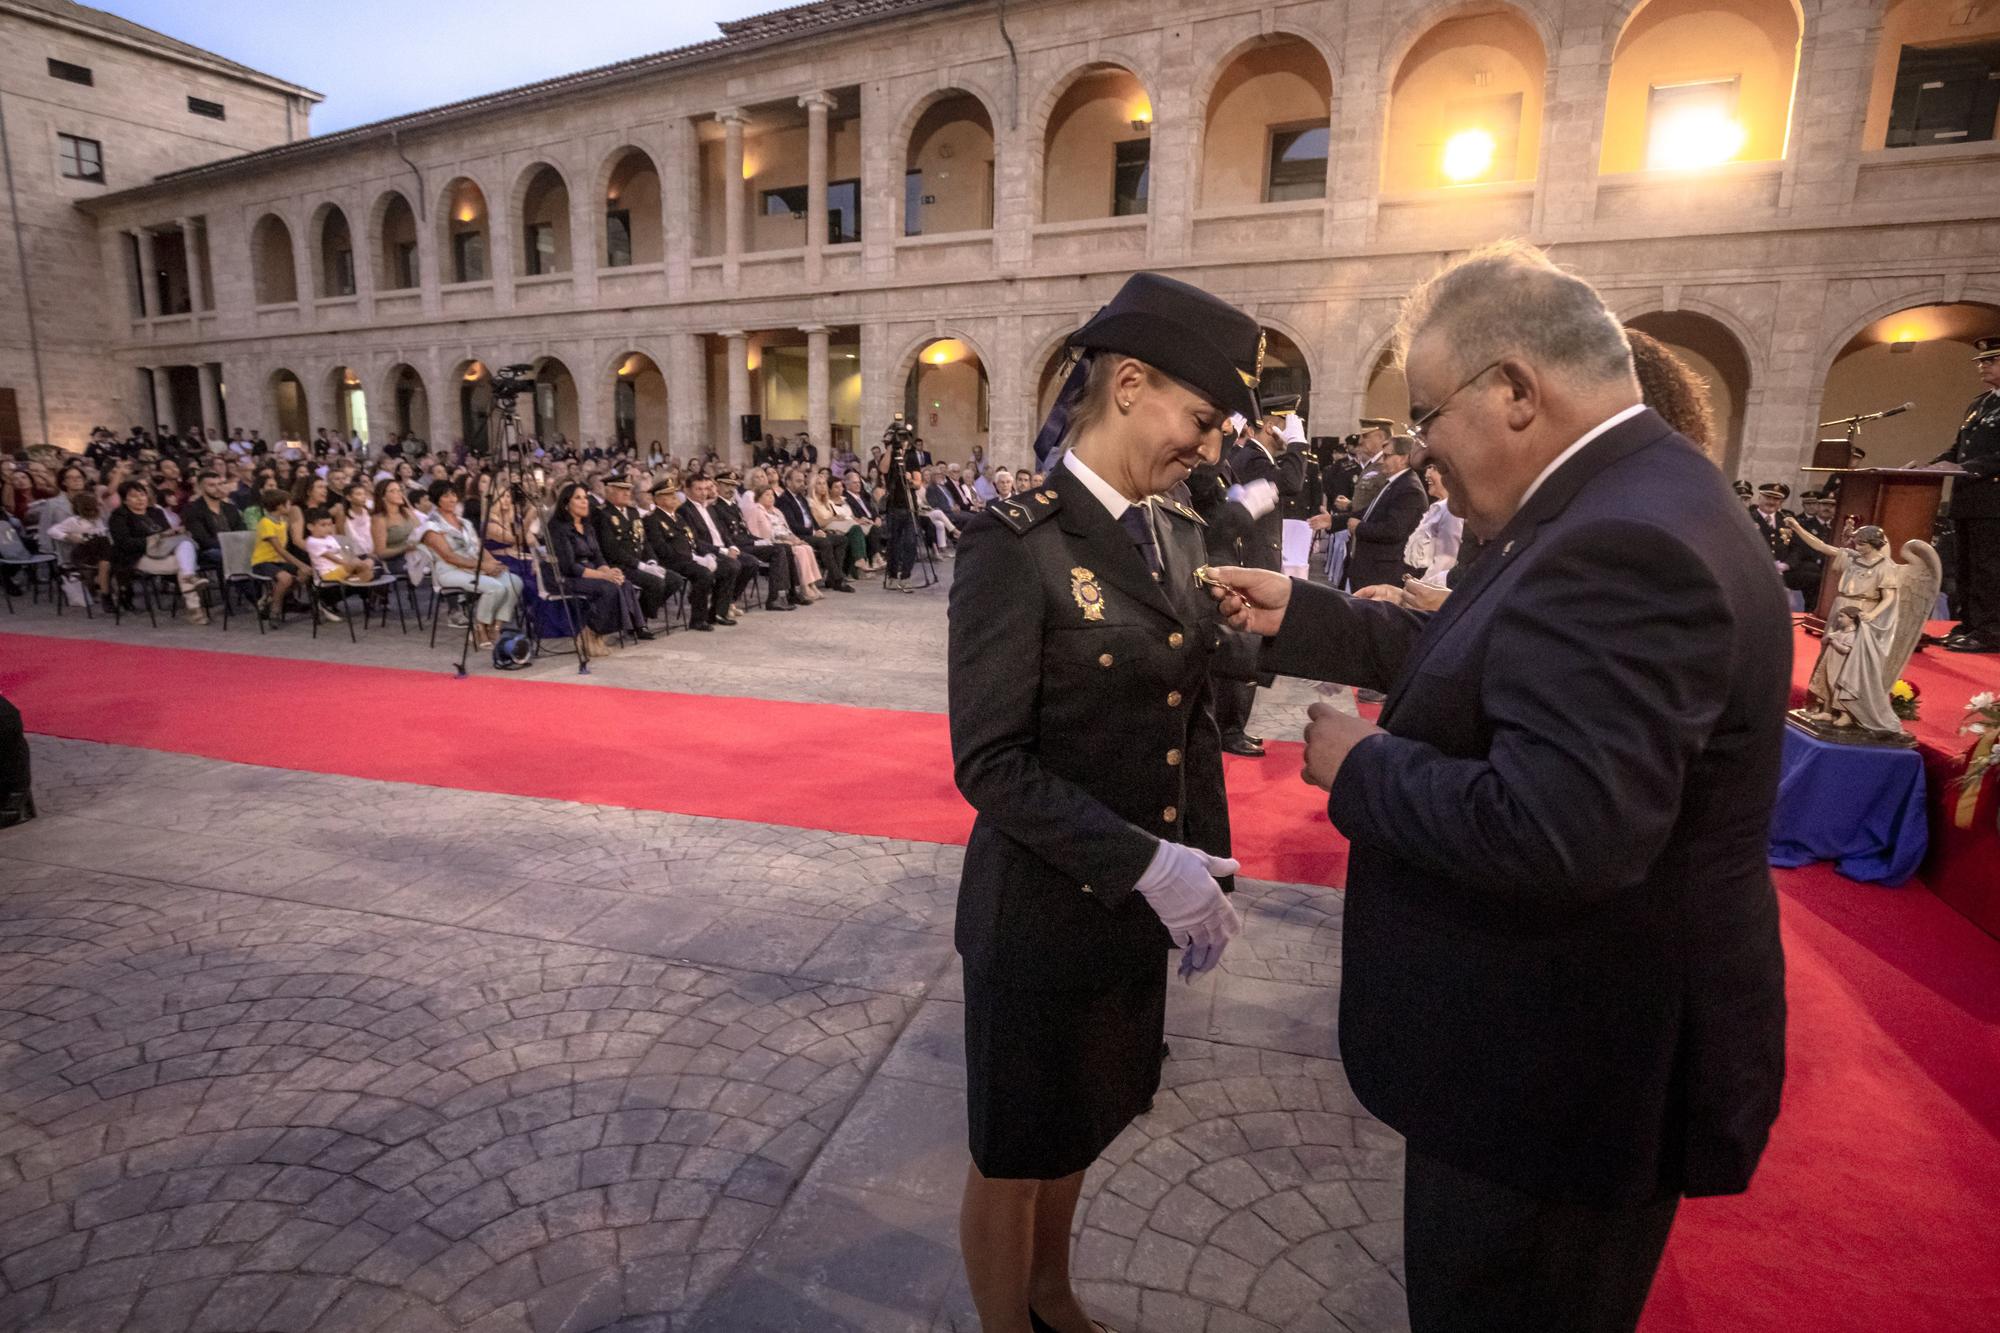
1201, 38, 1334, 206
250, 214, 297, 305
905, 93, 996, 236
1601, 0, 1801, 174
603, 149, 663, 266
315, 205, 355, 298
1383, 9, 1546, 191
1042, 65, 1152, 222
374, 192, 418, 291
518, 164, 571, 276
439, 178, 488, 284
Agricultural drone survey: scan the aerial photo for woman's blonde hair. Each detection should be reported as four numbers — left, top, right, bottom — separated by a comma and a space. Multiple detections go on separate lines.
1062, 353, 1170, 450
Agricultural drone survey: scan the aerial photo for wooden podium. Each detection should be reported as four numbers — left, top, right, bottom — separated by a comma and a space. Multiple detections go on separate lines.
1802, 468, 1949, 625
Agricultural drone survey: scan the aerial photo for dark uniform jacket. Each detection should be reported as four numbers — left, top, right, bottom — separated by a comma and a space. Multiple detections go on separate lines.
1948, 389, 2000, 518
1746, 505, 1794, 563
1221, 439, 1306, 571
677, 502, 734, 556
948, 464, 1250, 988
642, 506, 703, 576
1262, 409, 1788, 1207
594, 503, 648, 569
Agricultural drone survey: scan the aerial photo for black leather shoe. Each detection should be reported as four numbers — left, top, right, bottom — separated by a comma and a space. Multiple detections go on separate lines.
634, 627, 658, 641
689, 621, 714, 632
763, 601, 793, 612
831, 582, 855, 593
1945, 633, 2000, 653
1220, 733, 1265, 757
715, 613, 738, 625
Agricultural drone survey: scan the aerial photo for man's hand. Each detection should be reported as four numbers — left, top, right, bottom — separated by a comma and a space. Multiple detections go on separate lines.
1353, 583, 1405, 606
1303, 702, 1383, 791
1203, 565, 1292, 636
1307, 513, 1334, 532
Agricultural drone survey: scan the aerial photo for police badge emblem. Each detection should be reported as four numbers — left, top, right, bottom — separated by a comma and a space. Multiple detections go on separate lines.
1070, 567, 1105, 621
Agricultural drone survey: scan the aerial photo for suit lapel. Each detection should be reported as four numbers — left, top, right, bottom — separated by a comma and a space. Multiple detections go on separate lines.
1051, 467, 1179, 623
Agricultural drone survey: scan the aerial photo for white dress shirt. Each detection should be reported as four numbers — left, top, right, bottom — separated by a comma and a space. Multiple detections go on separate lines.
1515, 403, 1646, 513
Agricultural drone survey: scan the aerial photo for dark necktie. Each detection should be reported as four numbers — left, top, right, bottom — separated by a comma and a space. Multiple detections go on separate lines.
1118, 504, 1163, 582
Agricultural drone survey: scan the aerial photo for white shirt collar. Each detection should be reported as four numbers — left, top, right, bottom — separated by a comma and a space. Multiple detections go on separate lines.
1063, 450, 1134, 520
1516, 404, 1647, 512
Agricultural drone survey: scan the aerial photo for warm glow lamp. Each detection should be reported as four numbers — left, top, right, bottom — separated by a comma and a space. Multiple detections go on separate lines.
1648, 106, 1747, 172
1441, 129, 1496, 184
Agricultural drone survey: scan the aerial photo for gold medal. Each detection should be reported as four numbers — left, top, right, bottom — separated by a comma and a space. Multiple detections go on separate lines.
1070, 567, 1105, 621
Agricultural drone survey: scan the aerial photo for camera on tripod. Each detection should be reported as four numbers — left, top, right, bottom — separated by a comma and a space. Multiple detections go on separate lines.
882, 413, 916, 447
491, 363, 536, 402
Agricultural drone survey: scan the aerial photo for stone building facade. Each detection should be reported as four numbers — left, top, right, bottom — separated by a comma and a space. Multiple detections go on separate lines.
0, 0, 319, 451
17, 0, 2000, 479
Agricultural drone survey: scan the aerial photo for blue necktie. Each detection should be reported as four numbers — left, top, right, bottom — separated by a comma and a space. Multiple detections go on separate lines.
1118, 504, 1163, 582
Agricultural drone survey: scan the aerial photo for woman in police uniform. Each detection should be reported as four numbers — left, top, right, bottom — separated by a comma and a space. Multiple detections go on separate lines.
948, 272, 1264, 1333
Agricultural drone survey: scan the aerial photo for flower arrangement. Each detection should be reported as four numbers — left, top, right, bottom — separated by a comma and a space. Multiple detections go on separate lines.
1963, 691, 2000, 785
1890, 678, 1921, 722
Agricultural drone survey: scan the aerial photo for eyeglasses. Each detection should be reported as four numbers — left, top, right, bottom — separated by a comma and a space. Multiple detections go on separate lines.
1408, 361, 1502, 445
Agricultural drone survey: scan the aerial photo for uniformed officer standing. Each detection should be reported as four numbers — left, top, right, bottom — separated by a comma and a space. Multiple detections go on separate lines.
592, 475, 671, 634
950, 272, 1260, 1333
1208, 400, 1306, 756
1745, 481, 1795, 578
1943, 336, 2000, 652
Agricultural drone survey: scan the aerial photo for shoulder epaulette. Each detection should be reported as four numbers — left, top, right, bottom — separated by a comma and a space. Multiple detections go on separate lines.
990, 488, 1062, 535
1157, 497, 1206, 527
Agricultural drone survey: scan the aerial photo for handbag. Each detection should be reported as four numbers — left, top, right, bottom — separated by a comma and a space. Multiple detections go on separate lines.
145, 531, 187, 560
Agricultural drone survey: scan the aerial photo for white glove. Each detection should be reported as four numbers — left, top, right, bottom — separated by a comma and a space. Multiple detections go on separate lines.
1226, 478, 1279, 519
1134, 841, 1242, 977
694, 554, 718, 572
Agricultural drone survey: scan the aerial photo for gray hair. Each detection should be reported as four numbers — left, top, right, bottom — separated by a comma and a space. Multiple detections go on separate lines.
1394, 240, 1634, 388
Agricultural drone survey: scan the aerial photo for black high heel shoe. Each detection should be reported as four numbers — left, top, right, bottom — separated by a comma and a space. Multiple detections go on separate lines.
1030, 1310, 1112, 1333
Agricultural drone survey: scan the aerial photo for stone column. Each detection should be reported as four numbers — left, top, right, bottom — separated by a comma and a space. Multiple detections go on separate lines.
1533, 23, 1614, 234
134, 367, 156, 430
859, 80, 899, 279
719, 109, 747, 286
197, 363, 223, 437
150, 366, 177, 435
1781, 0, 1879, 213
801, 92, 834, 283
135, 228, 158, 318
803, 325, 831, 451
289, 212, 315, 325
179, 217, 210, 312
724, 330, 751, 467
666, 332, 709, 461
664, 117, 697, 301
860, 320, 895, 440
1148, 32, 1198, 263
568, 169, 599, 304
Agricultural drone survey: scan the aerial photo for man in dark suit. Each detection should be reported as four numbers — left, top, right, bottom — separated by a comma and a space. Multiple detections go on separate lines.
645, 478, 743, 629
1344, 434, 1427, 591
1208, 244, 1787, 1333
591, 475, 668, 636
776, 469, 855, 588
682, 475, 794, 611
924, 469, 976, 536
839, 470, 885, 565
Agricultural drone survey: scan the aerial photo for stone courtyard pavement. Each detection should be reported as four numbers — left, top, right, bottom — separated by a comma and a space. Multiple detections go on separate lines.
0, 579, 1398, 1333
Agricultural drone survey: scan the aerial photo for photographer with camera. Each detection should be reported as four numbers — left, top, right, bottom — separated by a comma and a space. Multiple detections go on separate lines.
880, 416, 921, 592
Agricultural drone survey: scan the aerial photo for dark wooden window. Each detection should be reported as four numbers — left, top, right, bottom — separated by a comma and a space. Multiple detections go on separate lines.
188, 96, 226, 120
47, 58, 93, 86
1887, 42, 2000, 148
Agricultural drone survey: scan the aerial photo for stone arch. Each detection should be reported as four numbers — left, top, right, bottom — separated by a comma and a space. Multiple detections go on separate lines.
1027, 55, 1161, 224
530, 354, 581, 445
308, 200, 357, 299
895, 85, 1002, 237
1599, 0, 1807, 173
895, 329, 994, 462
1379, 3, 1550, 191
447, 357, 495, 453
1028, 322, 1084, 424
1257, 315, 1323, 402
606, 347, 670, 450
249, 212, 297, 305
368, 188, 420, 291
267, 367, 309, 440
436, 175, 492, 285
512, 161, 573, 276
595, 145, 665, 267
323, 364, 369, 443
1378, 0, 1562, 82
381, 362, 432, 442
1809, 292, 2000, 471
1196, 32, 1338, 208
1622, 307, 1757, 471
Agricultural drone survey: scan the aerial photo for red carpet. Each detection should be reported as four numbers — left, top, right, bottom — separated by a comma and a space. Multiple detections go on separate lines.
0, 632, 1342, 888
4, 632, 1998, 1330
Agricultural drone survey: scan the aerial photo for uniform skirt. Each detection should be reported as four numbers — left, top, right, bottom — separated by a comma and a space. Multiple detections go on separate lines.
963, 962, 1168, 1180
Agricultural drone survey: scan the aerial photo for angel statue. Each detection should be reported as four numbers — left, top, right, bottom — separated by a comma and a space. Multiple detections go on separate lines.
1785, 519, 1941, 745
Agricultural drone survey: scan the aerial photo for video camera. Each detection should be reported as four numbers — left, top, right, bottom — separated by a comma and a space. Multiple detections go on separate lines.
491, 363, 536, 401
882, 412, 916, 447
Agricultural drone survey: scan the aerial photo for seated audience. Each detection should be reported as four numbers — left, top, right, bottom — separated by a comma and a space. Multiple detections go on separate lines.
420, 482, 522, 649
106, 480, 209, 624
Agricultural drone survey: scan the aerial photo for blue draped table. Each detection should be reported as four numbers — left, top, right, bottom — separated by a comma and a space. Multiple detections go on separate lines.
1769, 724, 1928, 885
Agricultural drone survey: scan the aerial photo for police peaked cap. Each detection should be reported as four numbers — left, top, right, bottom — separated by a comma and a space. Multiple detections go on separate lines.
1976, 335, 2000, 362
1068, 272, 1262, 419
